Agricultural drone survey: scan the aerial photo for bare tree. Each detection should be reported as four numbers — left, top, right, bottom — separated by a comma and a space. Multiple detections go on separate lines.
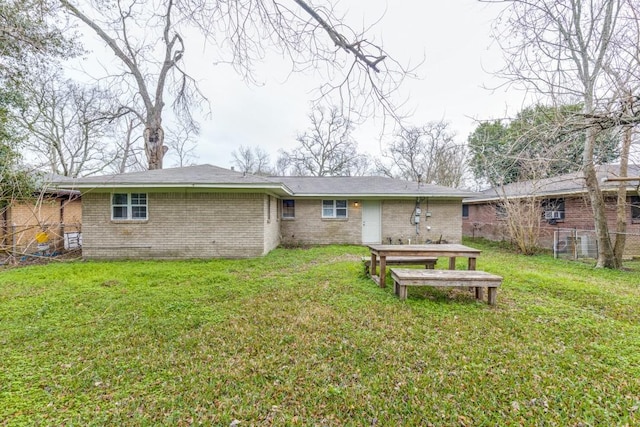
277, 106, 369, 176
232, 145, 274, 175
486, 0, 630, 268
500, 196, 543, 255
60, 0, 205, 170
600, 0, 640, 265
377, 121, 465, 187
165, 126, 198, 168
17, 69, 118, 177
106, 117, 146, 174
59, 0, 411, 170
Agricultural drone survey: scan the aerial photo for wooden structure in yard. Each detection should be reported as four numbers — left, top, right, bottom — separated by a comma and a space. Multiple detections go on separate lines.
362, 256, 437, 275
390, 268, 503, 305
1, 189, 81, 256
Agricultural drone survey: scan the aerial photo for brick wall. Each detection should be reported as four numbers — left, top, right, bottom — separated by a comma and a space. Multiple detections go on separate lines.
280, 199, 362, 245
381, 199, 462, 244
263, 194, 280, 253
280, 198, 463, 246
82, 191, 269, 259
463, 194, 640, 256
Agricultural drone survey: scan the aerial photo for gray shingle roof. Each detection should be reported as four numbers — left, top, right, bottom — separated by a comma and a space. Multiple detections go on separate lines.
64, 164, 278, 186
276, 176, 475, 198
52, 164, 476, 198
465, 164, 640, 203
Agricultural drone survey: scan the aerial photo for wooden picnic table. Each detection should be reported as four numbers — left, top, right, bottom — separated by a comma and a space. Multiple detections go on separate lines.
367, 244, 482, 288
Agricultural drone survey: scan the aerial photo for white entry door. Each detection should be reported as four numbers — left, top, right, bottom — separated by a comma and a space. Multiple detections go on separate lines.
361, 201, 381, 244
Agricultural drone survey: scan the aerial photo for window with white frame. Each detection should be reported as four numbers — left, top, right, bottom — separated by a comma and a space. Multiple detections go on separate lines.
112, 193, 148, 220
322, 199, 347, 218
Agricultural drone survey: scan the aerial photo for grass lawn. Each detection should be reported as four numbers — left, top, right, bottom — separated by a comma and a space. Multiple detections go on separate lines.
1, 240, 639, 426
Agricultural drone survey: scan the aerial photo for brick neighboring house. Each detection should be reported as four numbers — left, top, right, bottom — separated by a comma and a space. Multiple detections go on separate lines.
462, 164, 640, 257
1, 180, 82, 255
53, 164, 475, 259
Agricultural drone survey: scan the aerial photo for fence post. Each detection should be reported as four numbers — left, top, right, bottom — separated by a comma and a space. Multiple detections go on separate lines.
11, 224, 16, 257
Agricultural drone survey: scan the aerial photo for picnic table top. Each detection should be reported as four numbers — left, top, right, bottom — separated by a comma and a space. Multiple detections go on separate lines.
367, 244, 482, 257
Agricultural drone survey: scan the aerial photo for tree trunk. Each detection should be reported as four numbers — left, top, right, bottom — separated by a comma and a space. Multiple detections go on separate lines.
613, 125, 632, 264
144, 122, 166, 170
583, 126, 617, 268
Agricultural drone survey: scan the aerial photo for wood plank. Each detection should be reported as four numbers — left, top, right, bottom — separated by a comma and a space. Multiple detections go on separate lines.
390, 269, 502, 285
390, 268, 502, 305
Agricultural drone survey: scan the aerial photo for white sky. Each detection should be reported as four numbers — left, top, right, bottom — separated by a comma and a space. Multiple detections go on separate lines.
69, 0, 533, 170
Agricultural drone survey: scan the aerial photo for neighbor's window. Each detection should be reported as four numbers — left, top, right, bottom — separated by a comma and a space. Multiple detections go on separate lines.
282, 199, 295, 219
112, 193, 147, 220
322, 200, 347, 218
462, 204, 469, 218
631, 196, 640, 222
542, 198, 565, 221
495, 204, 507, 219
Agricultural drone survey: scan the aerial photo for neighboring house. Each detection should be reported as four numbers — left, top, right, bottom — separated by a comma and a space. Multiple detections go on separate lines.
463, 164, 640, 256
1, 181, 82, 256
53, 164, 475, 259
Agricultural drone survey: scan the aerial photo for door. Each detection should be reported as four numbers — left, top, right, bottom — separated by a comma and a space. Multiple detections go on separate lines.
361, 200, 381, 244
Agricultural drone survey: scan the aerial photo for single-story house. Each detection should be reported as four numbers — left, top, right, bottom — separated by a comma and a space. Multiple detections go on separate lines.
462, 164, 640, 257
1, 176, 82, 256
54, 164, 475, 259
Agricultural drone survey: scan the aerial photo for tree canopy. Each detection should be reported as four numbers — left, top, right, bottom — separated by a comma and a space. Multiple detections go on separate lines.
467, 104, 619, 186
376, 121, 465, 187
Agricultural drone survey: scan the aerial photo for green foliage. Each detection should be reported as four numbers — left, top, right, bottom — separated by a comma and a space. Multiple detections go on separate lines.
468, 104, 619, 185
0, 0, 77, 79
1, 0, 76, 203
1, 243, 639, 425
0, 89, 34, 206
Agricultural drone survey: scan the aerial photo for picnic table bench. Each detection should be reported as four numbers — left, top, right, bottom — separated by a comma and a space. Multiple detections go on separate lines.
390, 268, 503, 305
362, 256, 437, 275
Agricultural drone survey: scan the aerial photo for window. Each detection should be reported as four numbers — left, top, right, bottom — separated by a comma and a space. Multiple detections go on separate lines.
631, 196, 640, 222
267, 195, 271, 222
282, 199, 295, 219
495, 204, 507, 219
112, 193, 147, 220
462, 204, 469, 218
542, 198, 565, 222
322, 200, 347, 218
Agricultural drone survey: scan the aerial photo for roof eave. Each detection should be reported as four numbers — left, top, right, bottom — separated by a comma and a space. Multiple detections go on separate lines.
54, 182, 294, 195
463, 185, 636, 203
288, 193, 468, 198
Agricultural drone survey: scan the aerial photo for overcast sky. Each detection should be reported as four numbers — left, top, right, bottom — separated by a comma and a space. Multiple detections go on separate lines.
180, 1, 531, 170
71, 1, 531, 170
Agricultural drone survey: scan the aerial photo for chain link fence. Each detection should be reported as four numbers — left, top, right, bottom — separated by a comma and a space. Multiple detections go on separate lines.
553, 228, 640, 260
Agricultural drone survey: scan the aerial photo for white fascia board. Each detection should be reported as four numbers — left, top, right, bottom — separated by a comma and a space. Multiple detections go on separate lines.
68, 182, 294, 195
288, 193, 466, 199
